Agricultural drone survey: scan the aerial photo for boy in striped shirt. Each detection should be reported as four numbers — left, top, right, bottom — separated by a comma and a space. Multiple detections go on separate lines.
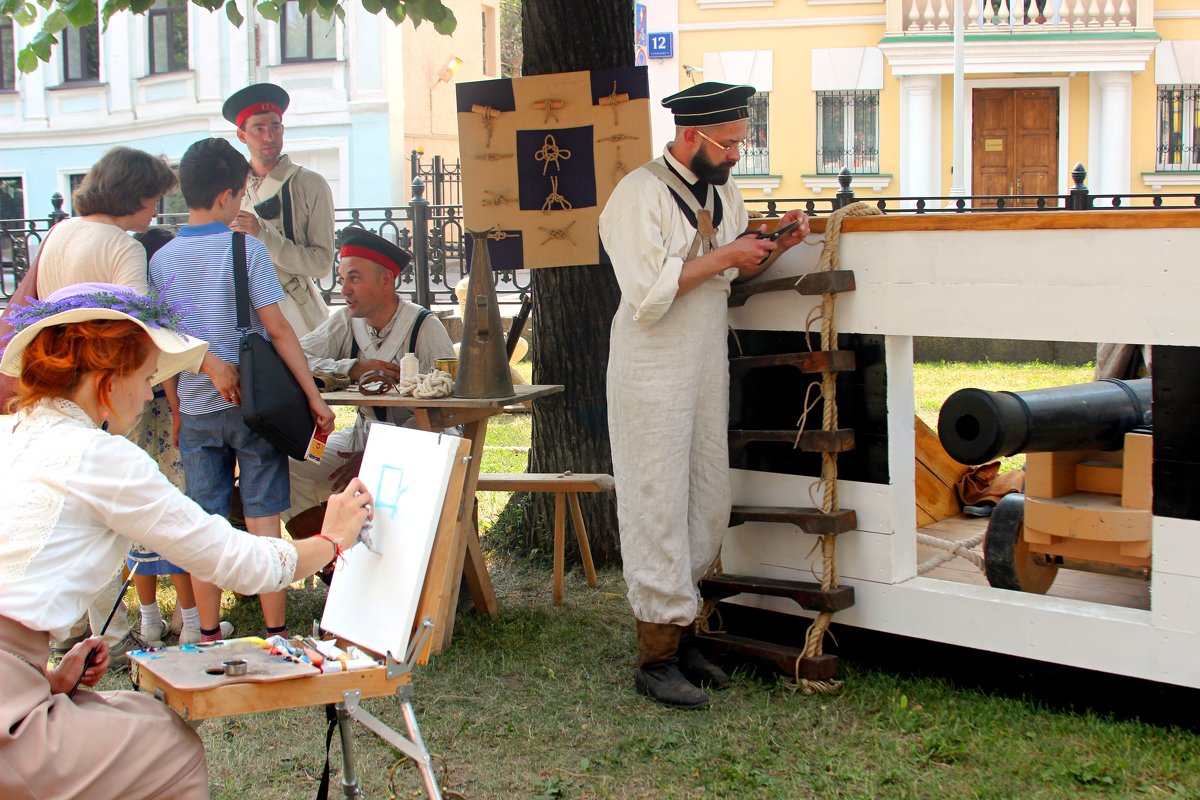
151, 137, 335, 642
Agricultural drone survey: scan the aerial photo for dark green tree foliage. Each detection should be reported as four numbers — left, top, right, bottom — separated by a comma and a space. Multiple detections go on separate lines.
2, 0, 456, 73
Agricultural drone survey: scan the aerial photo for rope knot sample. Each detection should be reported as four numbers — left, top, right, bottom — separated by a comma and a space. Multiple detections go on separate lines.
534, 134, 572, 175
541, 176, 572, 213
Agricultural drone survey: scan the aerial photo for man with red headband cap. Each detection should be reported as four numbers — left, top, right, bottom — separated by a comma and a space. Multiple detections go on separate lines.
223, 82, 336, 337
285, 228, 456, 522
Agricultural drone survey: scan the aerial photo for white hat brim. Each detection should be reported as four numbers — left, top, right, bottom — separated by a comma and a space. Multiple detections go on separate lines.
0, 307, 209, 387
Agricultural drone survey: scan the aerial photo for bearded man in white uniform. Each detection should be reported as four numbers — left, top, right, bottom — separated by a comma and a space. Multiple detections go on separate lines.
600, 83, 810, 709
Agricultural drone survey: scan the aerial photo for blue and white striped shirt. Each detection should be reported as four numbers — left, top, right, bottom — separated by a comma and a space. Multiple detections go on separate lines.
149, 222, 284, 415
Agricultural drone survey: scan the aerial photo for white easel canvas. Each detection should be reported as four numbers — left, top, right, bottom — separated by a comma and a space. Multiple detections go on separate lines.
321, 424, 463, 659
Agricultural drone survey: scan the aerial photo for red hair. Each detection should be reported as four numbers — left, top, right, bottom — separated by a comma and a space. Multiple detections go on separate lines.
13, 320, 155, 414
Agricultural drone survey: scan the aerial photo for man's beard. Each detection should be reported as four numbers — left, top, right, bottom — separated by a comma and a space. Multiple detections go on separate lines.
691, 146, 735, 185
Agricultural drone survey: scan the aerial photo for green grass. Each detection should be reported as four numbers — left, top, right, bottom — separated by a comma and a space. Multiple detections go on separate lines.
83, 359, 1200, 799
98, 558, 1200, 800
913, 360, 1095, 429
915, 361, 1095, 472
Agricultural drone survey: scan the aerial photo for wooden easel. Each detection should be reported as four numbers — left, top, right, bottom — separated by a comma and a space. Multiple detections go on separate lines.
129, 438, 474, 799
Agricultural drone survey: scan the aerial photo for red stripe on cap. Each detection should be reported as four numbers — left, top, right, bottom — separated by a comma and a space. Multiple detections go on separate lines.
236, 102, 284, 129
340, 245, 401, 278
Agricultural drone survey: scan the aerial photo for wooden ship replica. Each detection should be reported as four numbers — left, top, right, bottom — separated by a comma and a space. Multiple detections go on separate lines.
701, 194, 1200, 691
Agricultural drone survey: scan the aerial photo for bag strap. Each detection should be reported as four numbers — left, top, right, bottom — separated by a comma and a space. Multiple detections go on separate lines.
232, 231, 251, 332
281, 175, 295, 243
407, 307, 431, 354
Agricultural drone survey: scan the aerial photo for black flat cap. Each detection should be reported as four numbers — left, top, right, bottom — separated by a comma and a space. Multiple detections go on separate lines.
223, 83, 291, 128
662, 82, 755, 127
338, 228, 411, 278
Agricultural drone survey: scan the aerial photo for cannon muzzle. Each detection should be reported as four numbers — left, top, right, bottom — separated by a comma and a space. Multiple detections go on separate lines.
937, 378, 1151, 465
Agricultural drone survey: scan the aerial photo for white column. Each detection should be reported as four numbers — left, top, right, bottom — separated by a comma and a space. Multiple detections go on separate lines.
194, 6, 223, 103
106, 16, 134, 117
17, 20, 48, 123
900, 74, 941, 207
1089, 71, 1133, 196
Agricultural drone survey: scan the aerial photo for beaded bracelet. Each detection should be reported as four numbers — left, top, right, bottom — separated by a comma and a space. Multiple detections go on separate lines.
314, 533, 345, 569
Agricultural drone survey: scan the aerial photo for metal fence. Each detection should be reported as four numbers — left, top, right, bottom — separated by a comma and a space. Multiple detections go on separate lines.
4, 163, 1198, 305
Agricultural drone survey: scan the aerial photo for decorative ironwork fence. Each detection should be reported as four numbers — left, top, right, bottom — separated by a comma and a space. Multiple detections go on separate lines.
5, 165, 1199, 306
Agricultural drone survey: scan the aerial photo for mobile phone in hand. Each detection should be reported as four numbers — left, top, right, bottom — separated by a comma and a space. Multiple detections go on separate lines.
755, 218, 802, 241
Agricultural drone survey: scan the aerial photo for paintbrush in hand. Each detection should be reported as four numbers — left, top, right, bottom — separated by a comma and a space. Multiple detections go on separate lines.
68, 562, 139, 698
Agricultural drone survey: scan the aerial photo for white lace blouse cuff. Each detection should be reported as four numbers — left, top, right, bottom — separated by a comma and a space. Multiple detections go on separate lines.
265, 537, 299, 590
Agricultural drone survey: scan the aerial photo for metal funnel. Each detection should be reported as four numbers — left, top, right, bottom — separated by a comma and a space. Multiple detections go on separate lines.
455, 231, 516, 399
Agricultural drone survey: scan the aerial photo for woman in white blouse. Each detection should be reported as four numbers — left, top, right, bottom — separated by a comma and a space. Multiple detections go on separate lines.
0, 283, 373, 800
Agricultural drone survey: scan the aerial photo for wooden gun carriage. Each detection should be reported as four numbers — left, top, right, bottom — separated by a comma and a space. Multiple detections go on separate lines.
937, 378, 1152, 593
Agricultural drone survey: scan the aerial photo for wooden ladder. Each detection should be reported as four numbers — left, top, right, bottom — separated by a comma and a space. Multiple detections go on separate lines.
700, 268, 858, 682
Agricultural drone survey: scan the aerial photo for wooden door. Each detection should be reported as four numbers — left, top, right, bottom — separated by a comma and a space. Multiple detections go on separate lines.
972, 88, 1059, 208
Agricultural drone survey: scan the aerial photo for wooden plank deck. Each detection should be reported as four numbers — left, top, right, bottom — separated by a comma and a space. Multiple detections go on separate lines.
917, 514, 1150, 610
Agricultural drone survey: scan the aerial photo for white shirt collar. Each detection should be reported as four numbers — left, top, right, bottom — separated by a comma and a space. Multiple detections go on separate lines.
663, 145, 701, 186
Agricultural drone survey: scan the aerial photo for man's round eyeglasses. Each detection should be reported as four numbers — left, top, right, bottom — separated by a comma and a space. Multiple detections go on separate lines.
694, 129, 747, 155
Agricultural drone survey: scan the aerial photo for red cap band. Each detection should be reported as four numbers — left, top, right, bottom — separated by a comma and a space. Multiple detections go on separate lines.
340, 245, 402, 278
236, 102, 285, 129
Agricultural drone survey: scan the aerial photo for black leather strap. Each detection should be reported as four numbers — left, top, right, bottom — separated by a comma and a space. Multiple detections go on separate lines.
315, 703, 339, 800
232, 232, 250, 331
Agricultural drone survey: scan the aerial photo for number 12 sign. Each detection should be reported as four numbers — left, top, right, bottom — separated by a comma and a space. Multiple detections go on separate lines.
648, 32, 673, 60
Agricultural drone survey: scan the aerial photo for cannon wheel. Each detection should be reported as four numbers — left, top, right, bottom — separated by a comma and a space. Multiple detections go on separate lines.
983, 493, 1058, 594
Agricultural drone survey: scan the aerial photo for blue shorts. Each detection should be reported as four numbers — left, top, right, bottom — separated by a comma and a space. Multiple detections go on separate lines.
179, 407, 291, 518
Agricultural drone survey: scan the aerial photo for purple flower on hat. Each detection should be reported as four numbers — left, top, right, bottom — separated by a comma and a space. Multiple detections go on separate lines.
1, 282, 203, 345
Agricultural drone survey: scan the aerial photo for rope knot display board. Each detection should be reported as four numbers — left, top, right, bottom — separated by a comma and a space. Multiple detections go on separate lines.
457, 67, 652, 270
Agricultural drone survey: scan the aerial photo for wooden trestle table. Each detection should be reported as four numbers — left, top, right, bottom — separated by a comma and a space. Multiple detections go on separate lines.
321, 383, 565, 656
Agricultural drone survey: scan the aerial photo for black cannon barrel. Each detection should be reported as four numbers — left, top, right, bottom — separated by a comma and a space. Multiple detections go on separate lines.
937, 378, 1152, 465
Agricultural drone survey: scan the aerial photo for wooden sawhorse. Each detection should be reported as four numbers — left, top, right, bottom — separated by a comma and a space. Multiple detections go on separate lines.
475, 472, 612, 605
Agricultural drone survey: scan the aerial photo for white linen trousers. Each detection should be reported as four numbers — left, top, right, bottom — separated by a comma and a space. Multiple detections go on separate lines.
607, 279, 732, 626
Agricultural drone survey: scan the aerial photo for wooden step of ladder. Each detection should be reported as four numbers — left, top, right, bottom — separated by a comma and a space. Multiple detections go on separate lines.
729, 505, 857, 536
729, 428, 856, 453
700, 573, 855, 613
728, 269, 856, 308
728, 350, 857, 375
694, 631, 840, 681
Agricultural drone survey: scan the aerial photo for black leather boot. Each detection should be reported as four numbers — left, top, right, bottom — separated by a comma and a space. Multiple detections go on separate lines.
634, 621, 709, 709
677, 626, 731, 690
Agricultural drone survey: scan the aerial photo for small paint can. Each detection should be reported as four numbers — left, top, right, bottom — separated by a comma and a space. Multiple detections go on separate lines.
222, 659, 248, 677
435, 357, 459, 379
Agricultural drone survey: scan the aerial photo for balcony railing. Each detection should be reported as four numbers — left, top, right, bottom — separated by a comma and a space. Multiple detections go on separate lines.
900, 0, 1138, 34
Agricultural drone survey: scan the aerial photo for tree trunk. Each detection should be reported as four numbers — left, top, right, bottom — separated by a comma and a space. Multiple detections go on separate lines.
513, 0, 632, 565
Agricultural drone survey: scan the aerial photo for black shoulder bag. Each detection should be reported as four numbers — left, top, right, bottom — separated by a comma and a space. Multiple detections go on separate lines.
232, 232, 313, 460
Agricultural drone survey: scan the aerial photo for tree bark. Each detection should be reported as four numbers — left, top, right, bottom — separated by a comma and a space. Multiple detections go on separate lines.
513, 0, 632, 564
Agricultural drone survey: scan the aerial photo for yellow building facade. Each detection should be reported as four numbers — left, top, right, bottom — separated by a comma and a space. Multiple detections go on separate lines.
652, 0, 1200, 204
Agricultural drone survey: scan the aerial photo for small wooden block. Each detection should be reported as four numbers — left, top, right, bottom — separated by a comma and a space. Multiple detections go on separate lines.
728, 350, 857, 374
1122, 432, 1152, 510
1024, 525, 1151, 568
1075, 460, 1123, 496
1024, 493, 1150, 542
729, 505, 857, 536
1024, 451, 1081, 498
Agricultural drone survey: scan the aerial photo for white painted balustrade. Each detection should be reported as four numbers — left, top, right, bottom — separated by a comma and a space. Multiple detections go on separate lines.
903, 0, 1134, 32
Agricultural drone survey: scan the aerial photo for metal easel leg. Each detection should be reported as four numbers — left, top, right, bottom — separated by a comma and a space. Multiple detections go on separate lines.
339, 688, 444, 800
333, 620, 444, 799
335, 700, 365, 799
